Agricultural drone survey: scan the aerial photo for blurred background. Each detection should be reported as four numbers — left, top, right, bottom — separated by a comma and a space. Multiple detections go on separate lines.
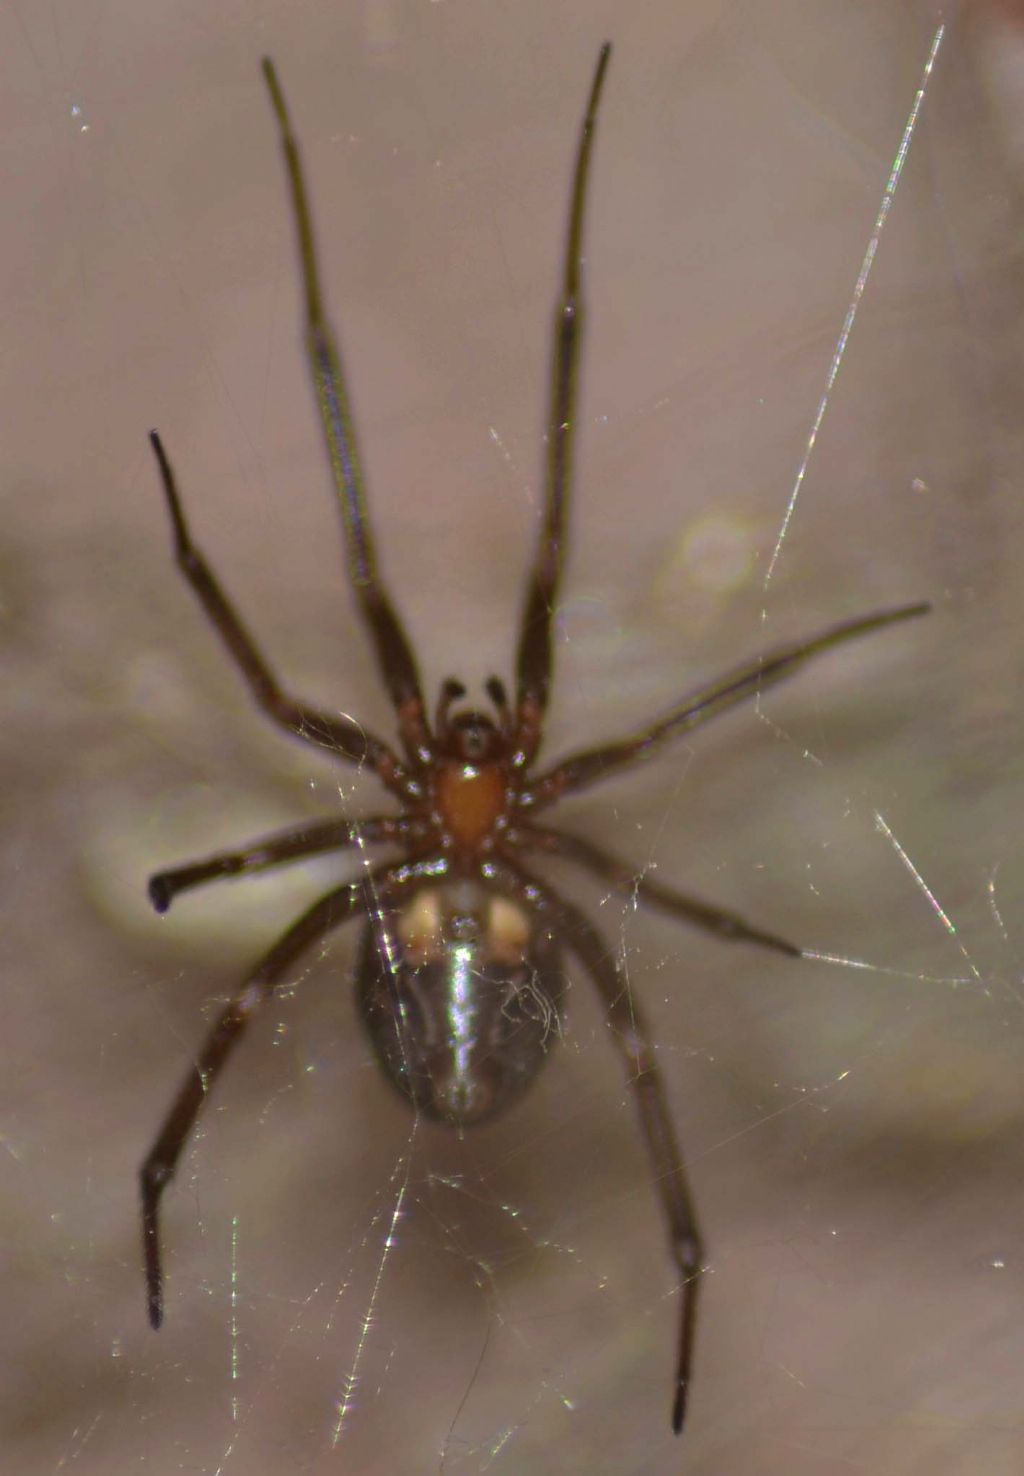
2, 0, 1023, 1471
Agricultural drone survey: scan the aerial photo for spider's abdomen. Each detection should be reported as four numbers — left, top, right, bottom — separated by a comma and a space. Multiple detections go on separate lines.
356, 883, 564, 1126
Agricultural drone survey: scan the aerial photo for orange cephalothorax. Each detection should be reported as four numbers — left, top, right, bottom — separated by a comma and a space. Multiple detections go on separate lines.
434, 761, 506, 850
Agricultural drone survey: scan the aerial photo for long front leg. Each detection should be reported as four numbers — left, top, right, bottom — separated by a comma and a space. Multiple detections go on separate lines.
482, 855, 702, 1435
513, 45, 611, 765
261, 61, 429, 763
140, 861, 409, 1328
508, 824, 799, 957
149, 432, 414, 797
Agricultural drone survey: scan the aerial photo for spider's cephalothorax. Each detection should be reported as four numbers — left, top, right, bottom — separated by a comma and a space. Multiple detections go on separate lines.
140, 46, 927, 1435
428, 678, 513, 855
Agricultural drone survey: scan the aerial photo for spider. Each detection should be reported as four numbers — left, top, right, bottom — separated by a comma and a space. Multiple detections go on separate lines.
140, 45, 928, 1434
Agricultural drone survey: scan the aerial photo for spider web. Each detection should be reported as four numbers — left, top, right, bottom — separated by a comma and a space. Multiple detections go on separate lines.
4, 3, 1024, 1474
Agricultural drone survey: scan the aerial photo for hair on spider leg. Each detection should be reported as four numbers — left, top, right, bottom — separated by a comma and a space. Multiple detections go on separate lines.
139, 43, 928, 1435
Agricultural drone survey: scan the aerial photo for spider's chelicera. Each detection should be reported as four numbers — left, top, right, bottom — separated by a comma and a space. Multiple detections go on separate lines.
141, 46, 928, 1435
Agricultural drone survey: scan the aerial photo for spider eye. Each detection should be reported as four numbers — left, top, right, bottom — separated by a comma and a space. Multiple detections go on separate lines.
452, 711, 497, 761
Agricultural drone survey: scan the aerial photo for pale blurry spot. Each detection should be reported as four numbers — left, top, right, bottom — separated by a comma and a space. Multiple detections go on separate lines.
653, 515, 755, 625
911, 476, 929, 493
683, 515, 754, 593
70, 102, 89, 133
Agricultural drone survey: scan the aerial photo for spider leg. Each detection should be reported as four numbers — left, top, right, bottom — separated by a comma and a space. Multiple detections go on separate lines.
507, 824, 800, 957
523, 600, 930, 808
513, 44, 611, 766
481, 855, 701, 1435
149, 432, 416, 799
140, 855, 439, 1328
261, 60, 430, 764
148, 813, 422, 913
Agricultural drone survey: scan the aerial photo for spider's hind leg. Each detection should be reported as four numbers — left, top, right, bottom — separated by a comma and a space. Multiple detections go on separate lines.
482, 853, 703, 1434
141, 873, 375, 1326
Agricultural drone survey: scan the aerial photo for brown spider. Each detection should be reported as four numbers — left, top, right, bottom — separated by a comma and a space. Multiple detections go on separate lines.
140, 45, 928, 1434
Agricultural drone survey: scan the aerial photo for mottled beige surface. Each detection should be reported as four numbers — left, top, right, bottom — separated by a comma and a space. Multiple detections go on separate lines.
2, 1, 1023, 1472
